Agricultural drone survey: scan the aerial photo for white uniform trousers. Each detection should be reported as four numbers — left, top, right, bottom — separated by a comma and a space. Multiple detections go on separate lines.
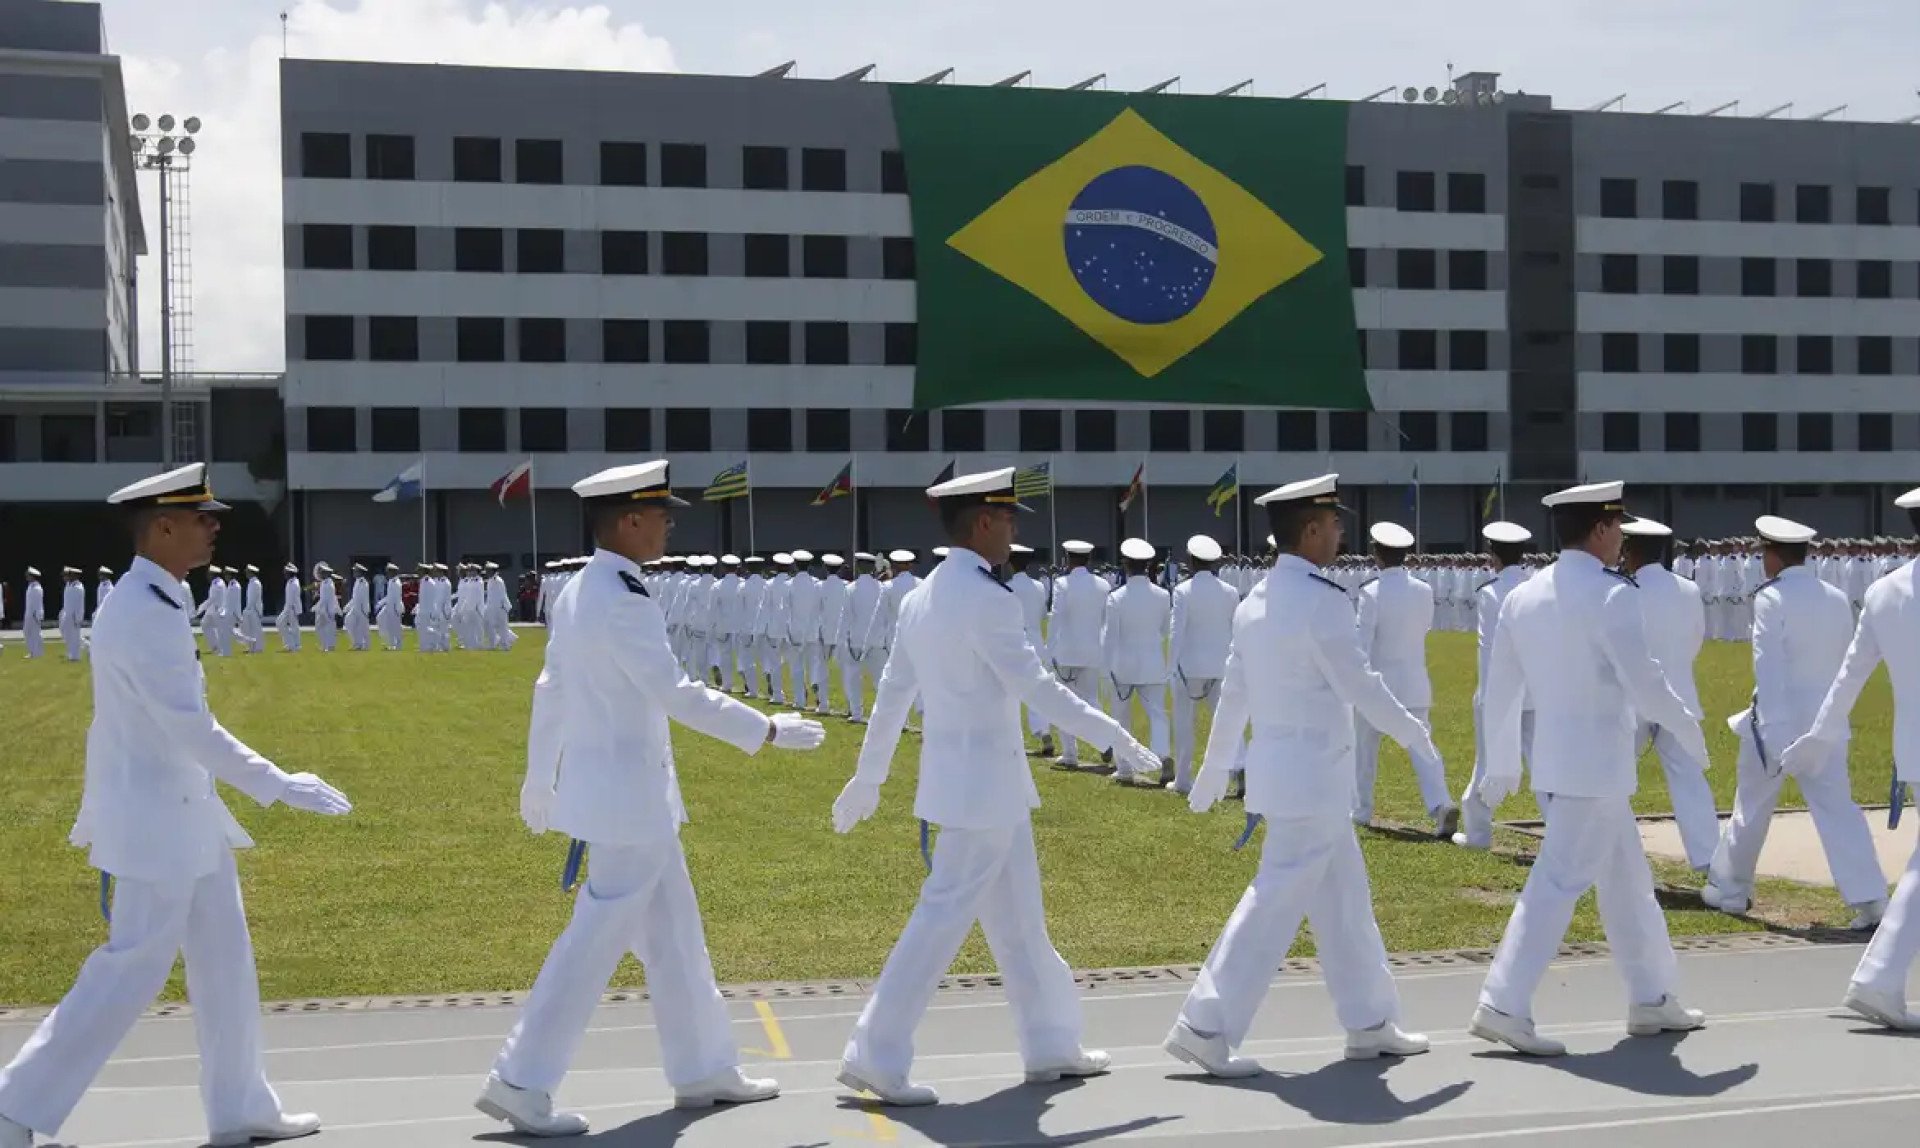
757, 636, 787, 703
784, 640, 825, 709
1171, 676, 1221, 793
1460, 710, 1534, 847
316, 613, 338, 652
493, 838, 738, 1093
59, 616, 82, 661
23, 620, 43, 658
241, 609, 264, 653
1048, 666, 1104, 764
1177, 815, 1399, 1047
836, 650, 869, 719
1111, 680, 1169, 760
1637, 722, 1720, 871
492, 610, 518, 651
1852, 832, 1920, 997
275, 608, 300, 652
1709, 738, 1885, 907
0, 851, 282, 1137
1480, 793, 1678, 1018
1353, 708, 1450, 822
344, 611, 370, 651
376, 610, 402, 650
844, 819, 1081, 1079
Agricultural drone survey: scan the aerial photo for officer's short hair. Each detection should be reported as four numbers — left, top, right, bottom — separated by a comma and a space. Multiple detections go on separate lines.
1266, 503, 1330, 551
1624, 532, 1670, 567
1909, 507, 1920, 535
1489, 540, 1527, 568
1550, 505, 1622, 548
1765, 540, 1810, 566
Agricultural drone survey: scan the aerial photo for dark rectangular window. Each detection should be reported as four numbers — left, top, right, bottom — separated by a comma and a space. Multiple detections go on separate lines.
602, 319, 649, 363
1795, 184, 1831, 224
300, 132, 350, 178
515, 139, 563, 184
1398, 329, 1438, 370
887, 408, 930, 451
1452, 411, 1489, 452
1396, 170, 1436, 212
660, 143, 707, 188
1661, 179, 1698, 220
517, 318, 566, 363
1348, 248, 1367, 288
1345, 164, 1365, 206
806, 408, 851, 452
1857, 186, 1891, 225
1796, 258, 1832, 298
1858, 259, 1892, 298
1796, 412, 1833, 452
1600, 253, 1638, 294
307, 406, 357, 452
1447, 172, 1486, 214
1202, 409, 1244, 452
1741, 334, 1778, 374
1074, 409, 1116, 452
1599, 177, 1637, 218
1399, 411, 1438, 452
1276, 411, 1318, 451
1149, 409, 1190, 451
599, 141, 647, 186
1396, 248, 1437, 289
1859, 335, 1894, 375
604, 408, 650, 451
1859, 413, 1893, 451
1739, 182, 1775, 222
1797, 334, 1834, 375
801, 147, 847, 192
365, 134, 413, 180
1020, 409, 1063, 452
1743, 412, 1778, 452
1447, 249, 1488, 290
1665, 412, 1701, 452
458, 407, 507, 452
1328, 410, 1368, 451
804, 321, 850, 365
517, 228, 565, 274
457, 317, 506, 362
304, 315, 354, 361
1601, 332, 1639, 372
366, 225, 416, 271
1448, 329, 1489, 370
742, 145, 788, 190
1740, 257, 1776, 297
1602, 412, 1640, 452
880, 149, 908, 194
745, 321, 790, 365
662, 231, 708, 276
743, 233, 789, 277
882, 237, 915, 280
302, 224, 352, 269
369, 407, 419, 453
747, 408, 792, 452
1662, 254, 1699, 295
883, 322, 916, 366
663, 409, 710, 451
1664, 333, 1701, 373
802, 234, 849, 278
367, 316, 418, 362
455, 227, 504, 272
520, 407, 567, 452
942, 409, 985, 452
663, 320, 709, 363
453, 136, 501, 182
601, 230, 647, 275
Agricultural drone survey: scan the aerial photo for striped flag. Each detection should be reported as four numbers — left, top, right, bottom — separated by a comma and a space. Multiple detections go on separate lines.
811, 461, 853, 506
1013, 461, 1052, 500
1119, 463, 1145, 512
703, 461, 750, 502
490, 459, 532, 506
1206, 463, 1238, 517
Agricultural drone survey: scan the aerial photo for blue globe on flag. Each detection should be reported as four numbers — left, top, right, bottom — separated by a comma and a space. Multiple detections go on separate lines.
1063, 165, 1219, 325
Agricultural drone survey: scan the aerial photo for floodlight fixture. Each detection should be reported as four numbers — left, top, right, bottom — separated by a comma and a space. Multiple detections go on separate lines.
1442, 89, 1458, 104
993, 70, 1031, 87
177, 137, 195, 155
157, 137, 174, 154
184, 116, 201, 134
157, 114, 175, 131
1402, 86, 1418, 102
1422, 86, 1438, 102
131, 112, 150, 131
1141, 76, 1179, 94
1067, 73, 1105, 91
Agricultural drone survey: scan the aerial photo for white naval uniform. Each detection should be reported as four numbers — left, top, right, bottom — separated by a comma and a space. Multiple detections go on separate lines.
842, 549, 1139, 1082
1352, 568, 1449, 821
737, 575, 768, 697
497, 550, 773, 1094
1176, 555, 1432, 1047
485, 574, 516, 650
1008, 571, 1049, 740
376, 577, 404, 650
1710, 566, 1885, 907
1044, 566, 1111, 764
315, 579, 341, 652
241, 577, 265, 653
870, 572, 922, 723
711, 573, 744, 690
23, 580, 45, 658
1460, 566, 1534, 847
275, 576, 303, 652
59, 578, 85, 660
1629, 562, 1719, 871
818, 575, 850, 711
1169, 569, 1241, 794
1102, 574, 1172, 765
841, 574, 883, 719
785, 572, 827, 710
759, 575, 791, 703
0, 559, 308, 1139
1477, 551, 1707, 1021
345, 577, 371, 651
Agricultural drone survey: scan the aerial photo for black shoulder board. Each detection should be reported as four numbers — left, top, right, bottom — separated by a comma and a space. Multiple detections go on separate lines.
1476, 578, 1497, 592
148, 584, 181, 609
617, 571, 650, 598
1754, 576, 1781, 594
1358, 576, 1379, 588
1307, 572, 1347, 593
1603, 567, 1639, 588
979, 567, 1012, 592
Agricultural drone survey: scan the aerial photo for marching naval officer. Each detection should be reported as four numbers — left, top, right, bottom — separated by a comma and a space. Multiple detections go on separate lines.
477, 461, 827, 1136
1005, 545, 1053, 753
1705, 516, 1886, 925
1168, 535, 1241, 796
1456, 522, 1535, 849
1045, 540, 1112, 767
1104, 537, 1173, 783
830, 467, 1160, 1105
1168, 476, 1436, 1077
0, 463, 352, 1148
1469, 481, 1708, 1055
1782, 486, 1920, 1028
1351, 521, 1457, 836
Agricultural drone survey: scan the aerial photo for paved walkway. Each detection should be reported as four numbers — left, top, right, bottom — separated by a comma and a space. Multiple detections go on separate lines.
7, 938, 1919, 1147
1640, 811, 1913, 885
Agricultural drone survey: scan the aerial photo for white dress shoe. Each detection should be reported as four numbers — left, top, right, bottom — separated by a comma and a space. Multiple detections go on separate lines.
1627, 994, 1706, 1036
1697, 882, 1749, 915
207, 1112, 322, 1146
1345, 1021, 1431, 1060
837, 1061, 939, 1106
1025, 1048, 1110, 1083
1848, 900, 1887, 931
1451, 832, 1489, 850
474, 1074, 588, 1137
0, 1113, 31, 1148
1469, 1004, 1566, 1056
673, 1066, 779, 1109
1431, 803, 1462, 839
1843, 983, 1920, 1031
1163, 1020, 1261, 1078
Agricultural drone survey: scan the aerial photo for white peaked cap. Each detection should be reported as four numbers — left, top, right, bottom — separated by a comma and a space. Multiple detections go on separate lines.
932, 546, 950, 557
1010, 543, 1035, 554
1482, 521, 1532, 544
925, 465, 1027, 508
745, 555, 764, 564
1265, 534, 1275, 547
791, 548, 815, 563
25, 567, 39, 576
570, 459, 688, 506
1541, 480, 1625, 509
105, 460, 229, 511
854, 551, 876, 562
1756, 515, 1817, 545
1120, 537, 1155, 561
772, 553, 793, 566
722, 554, 741, 566
1896, 486, 1920, 510
98, 565, 114, 574
1621, 518, 1673, 538
889, 549, 916, 562
1253, 473, 1341, 508
1186, 534, 1223, 562
822, 553, 843, 565
1369, 521, 1415, 550
1062, 540, 1095, 555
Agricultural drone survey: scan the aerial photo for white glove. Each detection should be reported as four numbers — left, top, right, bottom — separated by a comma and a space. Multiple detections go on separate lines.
1109, 735, 1160, 778
520, 782, 554, 834
280, 772, 351, 815
1474, 772, 1518, 810
769, 713, 826, 750
1780, 734, 1834, 778
832, 778, 882, 834
1189, 765, 1230, 814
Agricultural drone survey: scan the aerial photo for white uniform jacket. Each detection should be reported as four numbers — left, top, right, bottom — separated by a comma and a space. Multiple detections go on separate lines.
1803, 558, 1919, 781
1355, 567, 1435, 710
1170, 570, 1240, 684
1102, 574, 1171, 686
1632, 563, 1706, 719
1045, 567, 1109, 668
1743, 566, 1856, 760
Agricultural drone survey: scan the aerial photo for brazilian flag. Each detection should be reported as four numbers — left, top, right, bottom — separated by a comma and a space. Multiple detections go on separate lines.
891, 85, 1366, 412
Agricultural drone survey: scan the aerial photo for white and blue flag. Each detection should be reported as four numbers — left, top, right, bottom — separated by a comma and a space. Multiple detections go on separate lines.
372, 460, 424, 503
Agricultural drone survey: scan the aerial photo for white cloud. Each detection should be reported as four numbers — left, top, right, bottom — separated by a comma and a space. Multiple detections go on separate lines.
122, 0, 677, 375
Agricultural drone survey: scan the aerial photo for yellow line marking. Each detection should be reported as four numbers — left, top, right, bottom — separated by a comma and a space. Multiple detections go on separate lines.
752, 1000, 791, 1060
866, 1111, 899, 1141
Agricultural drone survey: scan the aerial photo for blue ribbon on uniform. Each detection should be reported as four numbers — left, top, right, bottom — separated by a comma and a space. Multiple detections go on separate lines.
1891, 777, 1909, 830
1232, 813, 1263, 852
99, 872, 113, 923
919, 819, 933, 870
561, 840, 587, 892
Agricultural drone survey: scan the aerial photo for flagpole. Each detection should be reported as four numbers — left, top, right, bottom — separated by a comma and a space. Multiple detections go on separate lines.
1047, 454, 1058, 560
849, 454, 859, 558
1234, 455, 1244, 556
1140, 454, 1150, 541
1498, 465, 1506, 519
527, 459, 539, 569
419, 455, 428, 564
1413, 462, 1422, 554
745, 458, 757, 554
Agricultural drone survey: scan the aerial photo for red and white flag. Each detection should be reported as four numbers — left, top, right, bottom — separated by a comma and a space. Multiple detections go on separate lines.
490, 459, 532, 506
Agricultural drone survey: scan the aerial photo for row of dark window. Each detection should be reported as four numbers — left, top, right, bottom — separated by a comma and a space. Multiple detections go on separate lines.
1601, 412, 1903, 453
1597, 253, 1910, 298
300, 316, 917, 366
1596, 333, 1904, 375
1598, 177, 1904, 225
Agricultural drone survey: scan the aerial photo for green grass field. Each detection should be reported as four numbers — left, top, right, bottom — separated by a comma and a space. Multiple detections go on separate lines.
0, 628, 1895, 1006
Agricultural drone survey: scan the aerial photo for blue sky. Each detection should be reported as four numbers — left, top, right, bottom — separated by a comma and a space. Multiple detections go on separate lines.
97, 0, 1920, 372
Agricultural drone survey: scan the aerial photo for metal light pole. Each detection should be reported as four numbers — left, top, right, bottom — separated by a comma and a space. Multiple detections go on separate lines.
130, 113, 200, 466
